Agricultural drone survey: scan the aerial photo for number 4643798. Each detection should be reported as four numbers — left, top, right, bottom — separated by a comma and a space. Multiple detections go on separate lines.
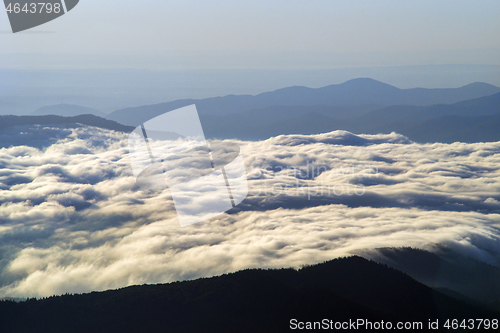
6, 3, 62, 14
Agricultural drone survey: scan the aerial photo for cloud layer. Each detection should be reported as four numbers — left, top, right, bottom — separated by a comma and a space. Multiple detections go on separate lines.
0, 126, 499, 297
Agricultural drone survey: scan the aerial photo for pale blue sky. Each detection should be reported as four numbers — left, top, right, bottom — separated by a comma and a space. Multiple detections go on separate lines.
0, 0, 499, 69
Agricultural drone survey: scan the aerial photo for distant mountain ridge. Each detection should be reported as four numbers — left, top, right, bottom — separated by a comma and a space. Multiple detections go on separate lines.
402, 113, 500, 143
8, 80, 500, 144
0, 255, 496, 333
106, 78, 500, 127
198, 92, 500, 143
352, 92, 500, 134
4, 91, 500, 144
0, 114, 133, 133
32, 104, 106, 118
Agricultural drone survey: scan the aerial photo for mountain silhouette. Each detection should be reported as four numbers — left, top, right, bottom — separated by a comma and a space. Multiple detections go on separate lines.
364, 247, 500, 309
402, 114, 500, 143
6, 85, 500, 144
106, 79, 500, 127
0, 114, 133, 133
32, 104, 106, 118
0, 256, 497, 333
351, 92, 500, 134
198, 92, 500, 143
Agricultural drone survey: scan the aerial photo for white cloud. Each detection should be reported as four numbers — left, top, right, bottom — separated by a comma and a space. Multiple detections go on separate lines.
0, 125, 499, 297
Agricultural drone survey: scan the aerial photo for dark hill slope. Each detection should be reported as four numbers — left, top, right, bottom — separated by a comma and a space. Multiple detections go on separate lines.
0, 256, 496, 333
364, 247, 500, 307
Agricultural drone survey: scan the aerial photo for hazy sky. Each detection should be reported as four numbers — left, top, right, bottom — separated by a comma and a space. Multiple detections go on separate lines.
0, 0, 499, 69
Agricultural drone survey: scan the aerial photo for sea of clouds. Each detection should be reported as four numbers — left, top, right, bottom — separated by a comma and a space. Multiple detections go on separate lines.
0, 124, 499, 297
